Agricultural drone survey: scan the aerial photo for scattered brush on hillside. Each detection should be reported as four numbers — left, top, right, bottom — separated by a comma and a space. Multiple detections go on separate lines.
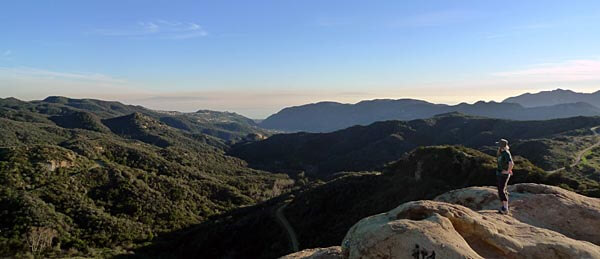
144, 145, 597, 259
0, 99, 293, 258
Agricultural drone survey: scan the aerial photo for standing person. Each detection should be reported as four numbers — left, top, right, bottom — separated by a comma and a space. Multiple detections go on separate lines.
496, 139, 514, 215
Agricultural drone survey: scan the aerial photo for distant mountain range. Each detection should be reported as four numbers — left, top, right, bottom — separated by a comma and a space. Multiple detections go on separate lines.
260, 89, 600, 132
503, 88, 600, 108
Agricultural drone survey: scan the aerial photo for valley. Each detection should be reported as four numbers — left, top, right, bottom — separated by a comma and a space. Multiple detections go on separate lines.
7, 2, 600, 257
2, 92, 600, 258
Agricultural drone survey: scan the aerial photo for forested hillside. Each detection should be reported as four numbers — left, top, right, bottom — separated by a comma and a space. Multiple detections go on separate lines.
233, 113, 600, 177
140, 145, 600, 259
0, 97, 293, 258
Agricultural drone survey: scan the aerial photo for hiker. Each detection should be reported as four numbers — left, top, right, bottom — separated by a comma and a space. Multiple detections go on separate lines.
496, 139, 514, 215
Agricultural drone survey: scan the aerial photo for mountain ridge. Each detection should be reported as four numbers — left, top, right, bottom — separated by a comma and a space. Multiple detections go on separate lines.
503, 88, 600, 108
260, 94, 600, 132
0, 96, 269, 143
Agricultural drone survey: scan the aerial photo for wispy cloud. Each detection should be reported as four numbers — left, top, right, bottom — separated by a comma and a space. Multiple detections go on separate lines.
391, 9, 483, 28
515, 23, 554, 30
492, 59, 600, 83
1, 50, 12, 61
91, 20, 208, 40
0, 66, 125, 83
485, 22, 554, 40
313, 17, 352, 28
485, 33, 509, 39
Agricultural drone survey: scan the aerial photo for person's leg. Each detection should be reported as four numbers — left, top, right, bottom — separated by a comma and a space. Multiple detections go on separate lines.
497, 175, 505, 202
502, 175, 511, 209
497, 174, 509, 212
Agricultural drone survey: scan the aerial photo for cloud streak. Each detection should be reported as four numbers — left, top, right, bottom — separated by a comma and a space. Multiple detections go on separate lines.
485, 22, 555, 40
0, 66, 125, 83
92, 20, 208, 40
492, 59, 600, 83
391, 9, 483, 27
1, 50, 12, 61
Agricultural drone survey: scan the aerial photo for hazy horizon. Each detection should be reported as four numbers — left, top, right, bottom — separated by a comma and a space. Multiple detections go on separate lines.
2, 1, 600, 118
2, 87, 596, 119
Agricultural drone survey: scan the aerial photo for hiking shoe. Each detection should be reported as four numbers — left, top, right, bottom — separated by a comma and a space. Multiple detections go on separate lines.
498, 206, 509, 215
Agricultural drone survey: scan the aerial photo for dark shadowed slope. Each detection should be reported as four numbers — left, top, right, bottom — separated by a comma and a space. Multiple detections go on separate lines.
233, 113, 600, 178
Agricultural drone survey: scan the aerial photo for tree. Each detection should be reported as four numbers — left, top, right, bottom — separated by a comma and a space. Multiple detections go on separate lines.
26, 226, 57, 256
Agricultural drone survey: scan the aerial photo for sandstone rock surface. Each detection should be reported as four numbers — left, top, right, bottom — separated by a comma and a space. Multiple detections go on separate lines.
285, 184, 600, 259
281, 246, 342, 259
435, 183, 600, 246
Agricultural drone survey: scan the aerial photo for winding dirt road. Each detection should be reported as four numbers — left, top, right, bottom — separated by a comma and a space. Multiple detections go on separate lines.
276, 203, 300, 253
548, 126, 600, 174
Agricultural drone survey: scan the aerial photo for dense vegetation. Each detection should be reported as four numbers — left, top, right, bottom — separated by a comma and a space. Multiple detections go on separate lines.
233, 113, 600, 177
0, 98, 293, 258
145, 145, 600, 258
3, 97, 600, 258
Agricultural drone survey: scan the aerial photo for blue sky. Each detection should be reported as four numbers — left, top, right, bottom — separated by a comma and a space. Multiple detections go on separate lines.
2, 0, 600, 118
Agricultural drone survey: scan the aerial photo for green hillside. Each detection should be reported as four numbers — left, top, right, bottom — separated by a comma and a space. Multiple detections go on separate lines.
0, 98, 293, 258
141, 145, 599, 259
0, 96, 269, 143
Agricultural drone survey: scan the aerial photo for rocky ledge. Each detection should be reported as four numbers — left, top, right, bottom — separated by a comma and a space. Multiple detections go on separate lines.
284, 183, 600, 259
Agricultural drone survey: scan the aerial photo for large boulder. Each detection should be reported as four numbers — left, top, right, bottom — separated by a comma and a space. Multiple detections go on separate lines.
435, 183, 600, 246
286, 184, 600, 259
341, 199, 600, 259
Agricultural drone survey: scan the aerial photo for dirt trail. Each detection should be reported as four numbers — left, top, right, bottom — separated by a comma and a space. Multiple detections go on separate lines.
548, 126, 600, 174
276, 203, 300, 253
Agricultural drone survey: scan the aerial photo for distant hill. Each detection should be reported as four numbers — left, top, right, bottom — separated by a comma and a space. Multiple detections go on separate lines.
503, 88, 600, 108
260, 98, 600, 132
0, 96, 268, 142
233, 113, 600, 177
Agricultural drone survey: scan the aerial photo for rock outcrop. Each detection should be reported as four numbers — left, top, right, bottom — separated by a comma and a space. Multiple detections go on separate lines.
285, 184, 600, 259
281, 247, 343, 259
435, 183, 600, 246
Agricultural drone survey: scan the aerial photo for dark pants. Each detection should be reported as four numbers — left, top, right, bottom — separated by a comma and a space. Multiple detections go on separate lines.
496, 174, 510, 202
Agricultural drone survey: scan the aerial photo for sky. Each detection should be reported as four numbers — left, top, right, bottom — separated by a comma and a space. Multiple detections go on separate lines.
2, 0, 600, 118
